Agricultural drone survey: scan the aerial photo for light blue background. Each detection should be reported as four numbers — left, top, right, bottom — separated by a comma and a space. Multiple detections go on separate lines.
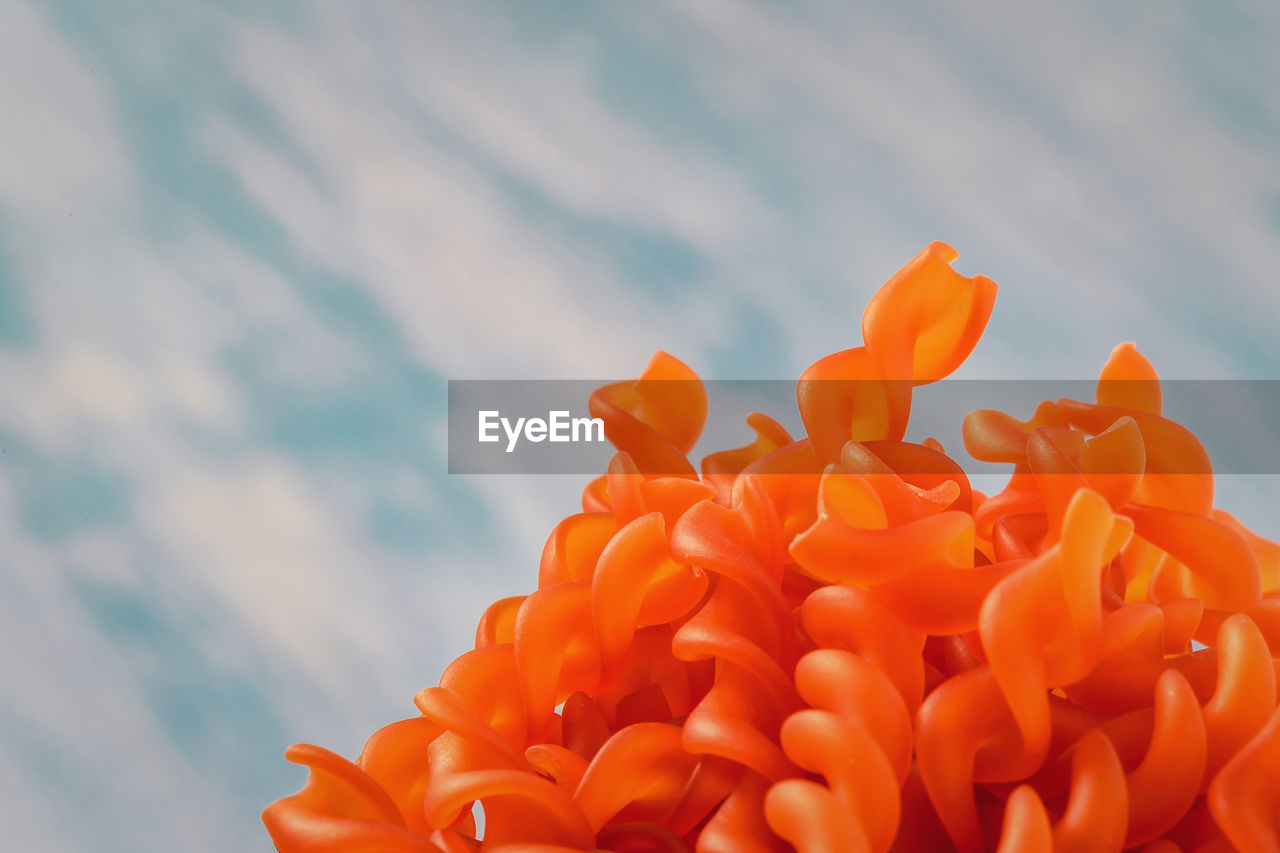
1, 2, 1278, 850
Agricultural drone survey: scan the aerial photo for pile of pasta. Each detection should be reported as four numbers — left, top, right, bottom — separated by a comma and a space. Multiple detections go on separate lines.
264, 243, 1280, 852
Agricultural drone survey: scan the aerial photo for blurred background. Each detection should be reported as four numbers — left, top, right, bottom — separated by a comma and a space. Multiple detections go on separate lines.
2, 1, 1279, 849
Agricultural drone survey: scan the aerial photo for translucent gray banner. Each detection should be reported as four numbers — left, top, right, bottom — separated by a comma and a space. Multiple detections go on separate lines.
447, 380, 1280, 475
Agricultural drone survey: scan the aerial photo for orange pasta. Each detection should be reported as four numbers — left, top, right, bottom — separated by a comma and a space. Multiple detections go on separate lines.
264, 242, 1280, 852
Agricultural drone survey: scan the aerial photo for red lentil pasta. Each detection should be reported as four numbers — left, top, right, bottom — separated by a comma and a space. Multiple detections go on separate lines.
263, 242, 1280, 852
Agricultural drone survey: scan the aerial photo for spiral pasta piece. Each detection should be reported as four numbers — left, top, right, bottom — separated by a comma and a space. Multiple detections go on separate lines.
265, 243, 1280, 852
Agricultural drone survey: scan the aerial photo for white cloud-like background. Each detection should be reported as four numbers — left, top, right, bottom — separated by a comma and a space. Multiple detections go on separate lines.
1, 1, 1278, 849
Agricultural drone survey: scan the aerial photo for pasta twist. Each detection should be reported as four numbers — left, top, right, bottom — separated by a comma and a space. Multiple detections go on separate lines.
264, 242, 1280, 852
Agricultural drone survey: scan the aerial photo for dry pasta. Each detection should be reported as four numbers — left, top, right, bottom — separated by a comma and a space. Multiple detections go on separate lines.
264, 242, 1280, 852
